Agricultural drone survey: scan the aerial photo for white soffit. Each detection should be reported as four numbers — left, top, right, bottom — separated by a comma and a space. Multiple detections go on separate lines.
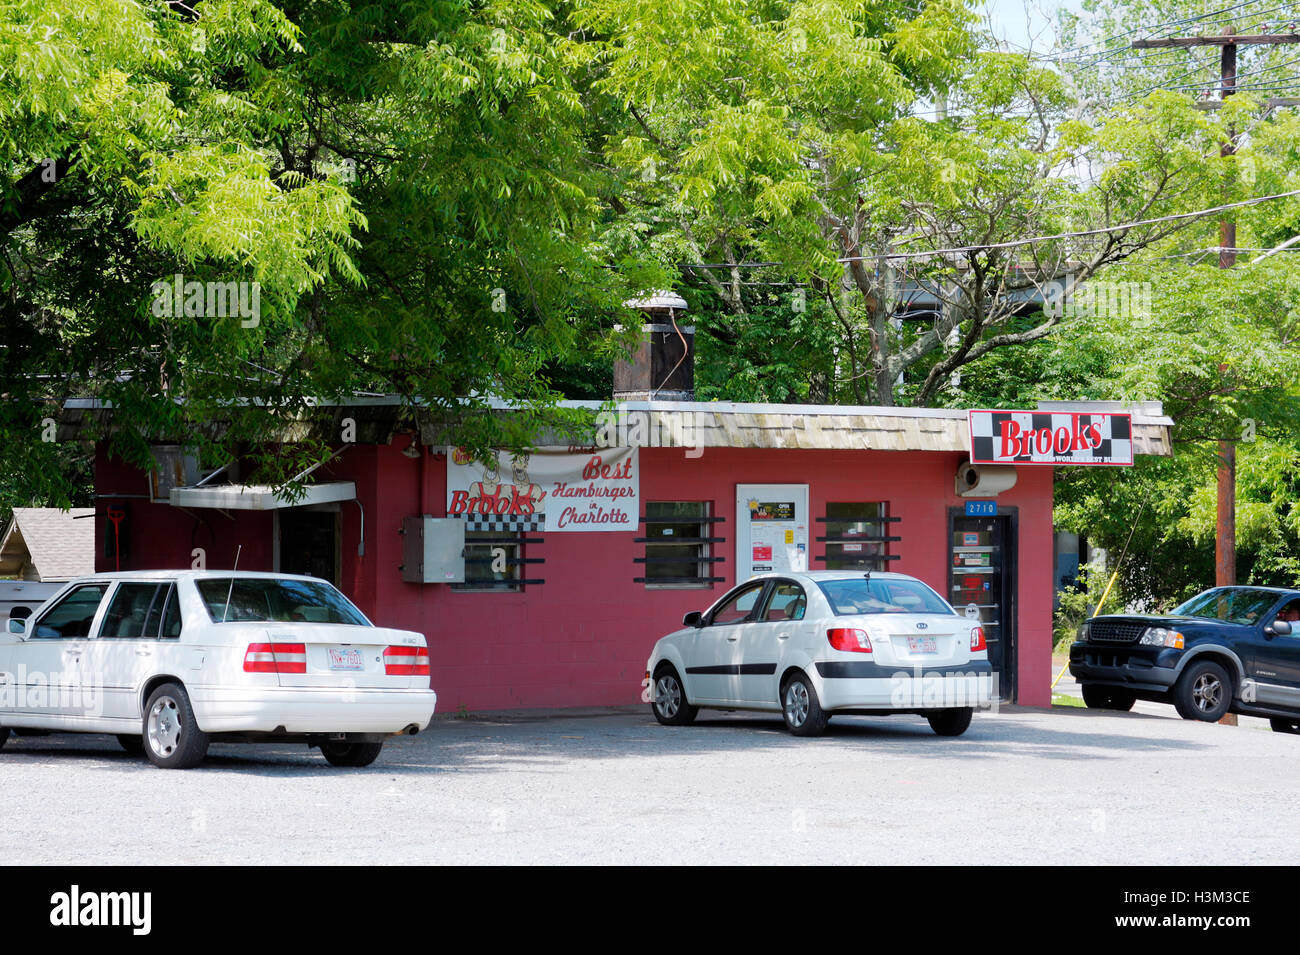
169, 482, 356, 511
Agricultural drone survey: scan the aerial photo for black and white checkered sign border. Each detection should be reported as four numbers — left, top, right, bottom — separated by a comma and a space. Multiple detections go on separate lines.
968, 410, 1133, 466
462, 514, 545, 533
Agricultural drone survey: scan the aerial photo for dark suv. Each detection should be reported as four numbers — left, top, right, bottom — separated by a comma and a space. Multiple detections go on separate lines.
1070, 586, 1300, 732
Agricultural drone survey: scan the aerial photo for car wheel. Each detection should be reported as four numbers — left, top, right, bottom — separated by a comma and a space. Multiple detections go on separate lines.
1081, 685, 1137, 711
116, 734, 144, 755
650, 666, 698, 726
927, 707, 974, 737
319, 741, 383, 767
1270, 718, 1300, 734
1173, 660, 1232, 722
0, 726, 8, 750
143, 683, 210, 769
781, 672, 829, 737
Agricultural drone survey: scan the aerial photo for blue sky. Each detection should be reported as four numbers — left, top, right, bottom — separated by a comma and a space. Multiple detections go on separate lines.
978, 0, 1086, 53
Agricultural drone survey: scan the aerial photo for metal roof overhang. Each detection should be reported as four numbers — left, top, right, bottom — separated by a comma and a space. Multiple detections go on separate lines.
168, 481, 357, 511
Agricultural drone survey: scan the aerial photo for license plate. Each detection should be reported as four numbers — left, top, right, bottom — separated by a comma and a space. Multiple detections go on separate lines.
327, 648, 365, 671
907, 636, 937, 654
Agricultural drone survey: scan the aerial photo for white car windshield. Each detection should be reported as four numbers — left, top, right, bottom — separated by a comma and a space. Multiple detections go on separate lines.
818, 578, 955, 616
197, 578, 370, 626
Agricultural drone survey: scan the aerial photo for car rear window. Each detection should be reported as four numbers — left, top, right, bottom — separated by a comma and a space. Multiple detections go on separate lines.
817, 577, 955, 616
197, 578, 370, 626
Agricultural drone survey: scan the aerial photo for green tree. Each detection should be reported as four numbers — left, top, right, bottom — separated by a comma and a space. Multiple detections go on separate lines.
578, 0, 1239, 406
1, 0, 628, 514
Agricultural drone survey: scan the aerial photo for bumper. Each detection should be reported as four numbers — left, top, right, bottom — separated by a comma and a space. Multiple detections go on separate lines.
814, 661, 996, 710
190, 686, 438, 734
1069, 644, 1180, 693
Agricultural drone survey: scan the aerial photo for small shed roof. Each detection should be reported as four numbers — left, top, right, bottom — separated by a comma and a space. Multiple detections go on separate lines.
0, 508, 96, 581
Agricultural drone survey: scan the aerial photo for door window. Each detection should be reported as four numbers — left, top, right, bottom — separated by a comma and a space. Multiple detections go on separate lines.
102, 583, 164, 638
32, 584, 109, 638
100, 582, 182, 639
760, 581, 807, 621
710, 583, 767, 625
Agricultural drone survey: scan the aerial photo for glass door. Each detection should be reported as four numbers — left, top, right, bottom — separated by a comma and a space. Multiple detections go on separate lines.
950, 514, 1014, 700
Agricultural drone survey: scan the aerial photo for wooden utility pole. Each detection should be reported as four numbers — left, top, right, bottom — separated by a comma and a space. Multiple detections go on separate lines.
1132, 28, 1300, 724
1132, 28, 1300, 595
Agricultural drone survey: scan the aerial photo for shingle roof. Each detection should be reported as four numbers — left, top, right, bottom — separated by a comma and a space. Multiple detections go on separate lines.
0, 508, 96, 581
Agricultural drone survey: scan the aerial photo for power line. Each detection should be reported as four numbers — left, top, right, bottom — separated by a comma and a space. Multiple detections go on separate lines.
841, 189, 1300, 262
681, 190, 1300, 269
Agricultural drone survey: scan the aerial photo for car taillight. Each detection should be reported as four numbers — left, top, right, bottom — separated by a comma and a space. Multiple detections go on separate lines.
828, 628, 872, 653
970, 627, 986, 652
243, 643, 306, 674
384, 645, 430, 676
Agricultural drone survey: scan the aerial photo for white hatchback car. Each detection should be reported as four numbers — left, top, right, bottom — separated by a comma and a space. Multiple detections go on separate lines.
0, 571, 437, 768
644, 571, 995, 736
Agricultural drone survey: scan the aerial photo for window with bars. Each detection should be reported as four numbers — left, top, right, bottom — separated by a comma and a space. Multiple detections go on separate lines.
817, 502, 900, 571
452, 530, 544, 592
635, 502, 726, 587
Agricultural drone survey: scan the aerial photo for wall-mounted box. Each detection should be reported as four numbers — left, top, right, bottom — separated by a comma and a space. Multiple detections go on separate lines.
400, 516, 465, 583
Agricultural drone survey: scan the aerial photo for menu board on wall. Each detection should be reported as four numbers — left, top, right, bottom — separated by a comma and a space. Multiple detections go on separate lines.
737, 486, 808, 579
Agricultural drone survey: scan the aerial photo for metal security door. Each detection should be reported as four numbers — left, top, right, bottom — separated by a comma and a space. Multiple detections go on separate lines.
949, 511, 1016, 701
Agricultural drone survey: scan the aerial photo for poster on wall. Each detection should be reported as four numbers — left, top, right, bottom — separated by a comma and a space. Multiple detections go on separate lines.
447, 448, 639, 532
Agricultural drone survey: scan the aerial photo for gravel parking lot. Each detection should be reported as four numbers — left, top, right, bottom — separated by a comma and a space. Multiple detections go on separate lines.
2, 703, 1296, 865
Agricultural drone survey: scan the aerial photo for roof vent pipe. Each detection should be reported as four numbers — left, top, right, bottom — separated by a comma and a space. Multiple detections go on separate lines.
614, 291, 693, 402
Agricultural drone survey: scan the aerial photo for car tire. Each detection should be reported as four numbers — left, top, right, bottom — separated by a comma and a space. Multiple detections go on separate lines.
116, 734, 144, 755
0, 726, 8, 750
650, 666, 698, 726
143, 683, 210, 769
927, 707, 974, 737
1081, 685, 1137, 711
781, 672, 829, 737
319, 741, 383, 767
1173, 660, 1232, 722
1270, 718, 1300, 734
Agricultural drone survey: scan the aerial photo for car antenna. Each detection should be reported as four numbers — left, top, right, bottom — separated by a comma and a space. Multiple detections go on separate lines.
222, 545, 242, 623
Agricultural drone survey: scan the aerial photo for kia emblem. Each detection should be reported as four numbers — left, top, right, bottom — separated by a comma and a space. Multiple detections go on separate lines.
916, 622, 928, 630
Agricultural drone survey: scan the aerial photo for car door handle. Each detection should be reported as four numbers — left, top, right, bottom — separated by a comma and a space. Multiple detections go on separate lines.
727, 636, 739, 642
135, 648, 152, 657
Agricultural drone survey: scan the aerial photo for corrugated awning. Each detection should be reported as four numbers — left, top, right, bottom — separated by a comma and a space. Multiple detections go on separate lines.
168, 481, 356, 511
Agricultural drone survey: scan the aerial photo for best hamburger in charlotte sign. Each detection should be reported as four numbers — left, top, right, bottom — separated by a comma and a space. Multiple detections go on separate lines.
967, 409, 1134, 466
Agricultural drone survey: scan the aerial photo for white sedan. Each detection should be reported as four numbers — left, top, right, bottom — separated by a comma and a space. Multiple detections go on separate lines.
0, 570, 437, 768
644, 571, 995, 736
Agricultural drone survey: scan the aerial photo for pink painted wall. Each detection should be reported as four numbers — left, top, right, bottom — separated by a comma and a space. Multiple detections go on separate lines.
95, 444, 1055, 710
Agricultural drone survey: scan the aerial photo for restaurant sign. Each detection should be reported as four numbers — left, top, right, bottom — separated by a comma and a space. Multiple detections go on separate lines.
447, 448, 639, 532
968, 409, 1133, 466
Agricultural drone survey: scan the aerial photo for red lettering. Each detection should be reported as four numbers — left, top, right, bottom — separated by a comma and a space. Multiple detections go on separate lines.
1069, 416, 1087, 451
999, 421, 1022, 458
1054, 426, 1071, 454
1034, 428, 1053, 455
1089, 423, 1102, 446
449, 490, 469, 514
582, 456, 602, 480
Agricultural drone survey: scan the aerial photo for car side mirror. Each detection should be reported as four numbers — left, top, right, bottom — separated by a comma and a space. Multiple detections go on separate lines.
1269, 619, 1293, 636
7, 618, 27, 637
683, 611, 703, 628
